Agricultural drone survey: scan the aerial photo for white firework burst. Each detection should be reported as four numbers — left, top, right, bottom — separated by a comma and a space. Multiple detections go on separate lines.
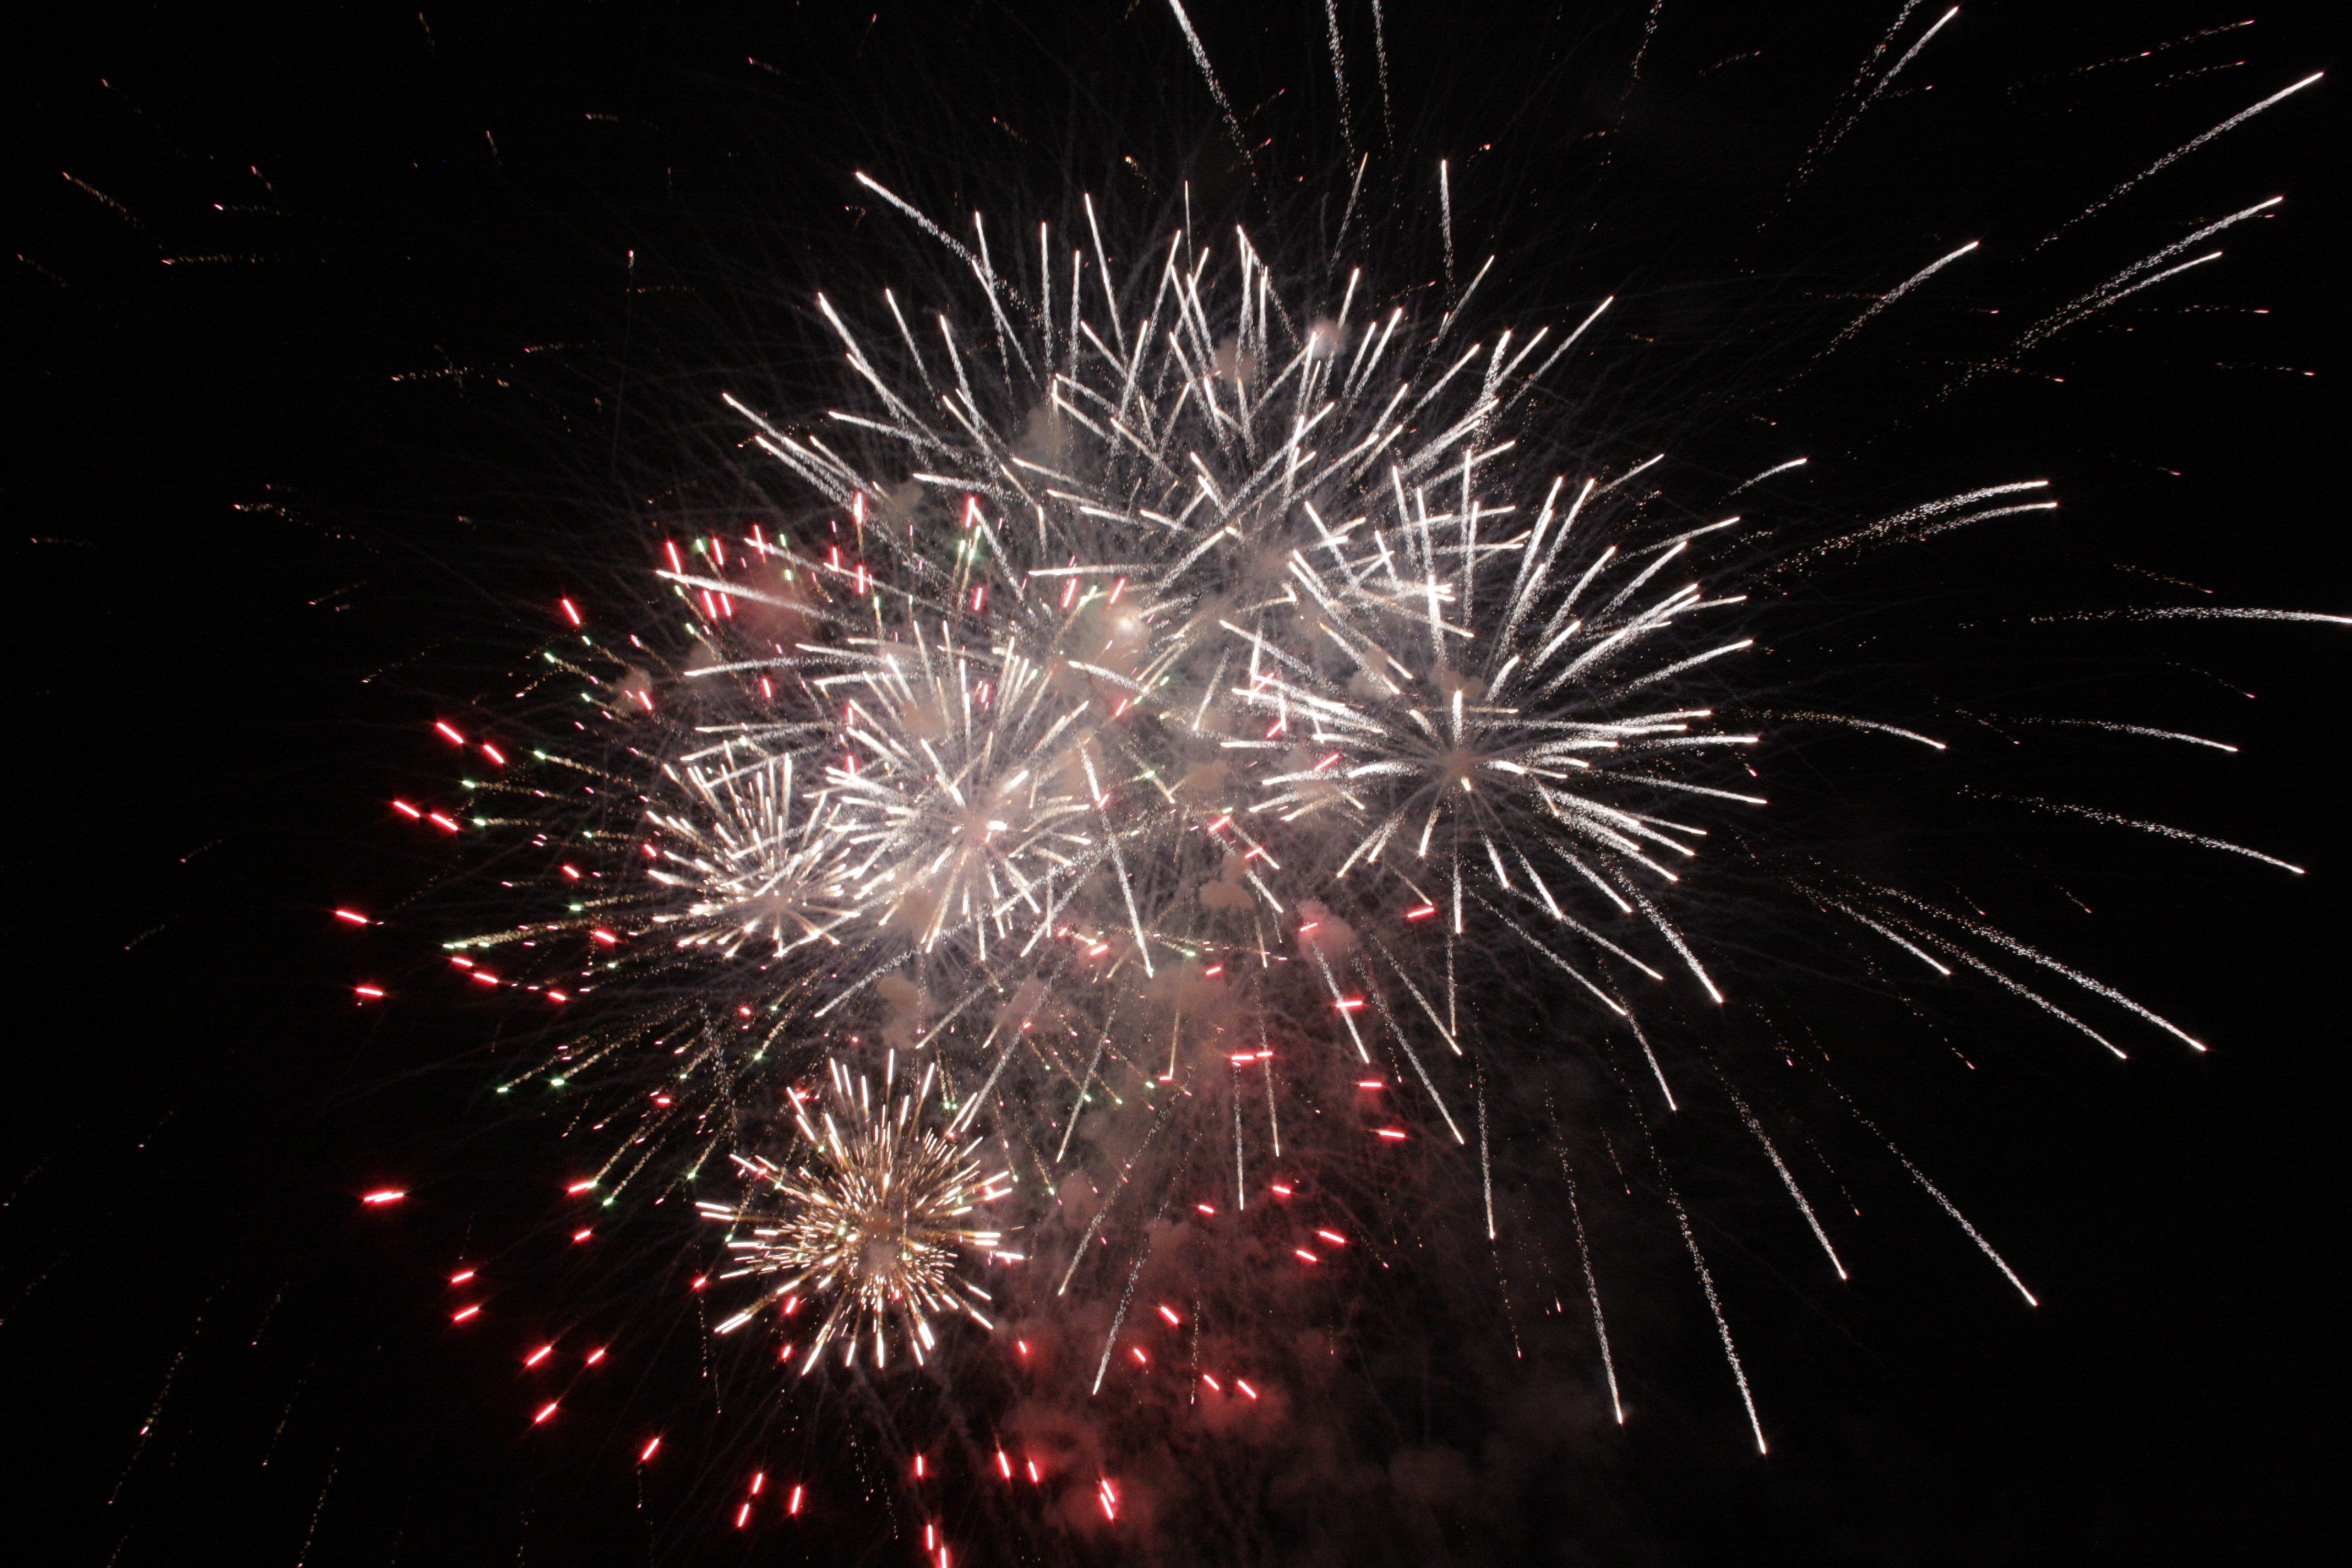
700, 1055, 1009, 1372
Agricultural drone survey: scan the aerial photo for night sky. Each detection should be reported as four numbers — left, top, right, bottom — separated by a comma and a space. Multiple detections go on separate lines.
10, 3, 2346, 1564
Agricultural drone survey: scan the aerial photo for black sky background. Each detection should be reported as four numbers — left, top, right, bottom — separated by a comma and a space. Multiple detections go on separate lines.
8, 2, 2347, 1564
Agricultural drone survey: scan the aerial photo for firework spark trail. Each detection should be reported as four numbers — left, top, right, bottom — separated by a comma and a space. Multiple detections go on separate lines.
1784, 4, 1954, 202
1665, 1179, 1767, 1455
1907, 900, 2206, 1052
1322, 0, 1355, 165
2022, 718, 2238, 753
2036, 72, 2323, 250
1845, 1107, 2038, 1308
1757, 711, 1947, 750
1724, 1085, 1848, 1280
1983, 793, 2305, 875
2035, 606, 2351, 628
1782, 480, 2049, 569
1931, 197, 2288, 401
1725, 456, 1808, 497
1166, 0, 1254, 178
1554, 1156, 1624, 1425
1813, 239, 1979, 362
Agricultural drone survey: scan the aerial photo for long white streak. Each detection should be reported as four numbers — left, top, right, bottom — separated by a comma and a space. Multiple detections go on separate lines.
1559, 1164, 1624, 1423
1727, 1087, 1848, 1280
2039, 73, 2323, 249
1855, 1112, 2038, 1307
1478, 1084, 1495, 1240
1792, 5, 1955, 193
1166, 0, 1254, 176
1994, 793, 2304, 875
1090, 1244, 1153, 1395
1627, 1014, 1677, 1111
1727, 456, 1808, 497
1669, 1184, 1768, 1455
2035, 606, 2351, 628
1763, 710, 1947, 750
1321, 0, 1357, 160
2031, 718, 2237, 753
1817, 240, 1979, 360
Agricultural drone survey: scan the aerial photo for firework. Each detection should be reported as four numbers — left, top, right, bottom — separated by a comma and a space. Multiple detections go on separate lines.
425, 174, 2335, 1457
699, 1055, 1009, 1371
361, 7, 2343, 1545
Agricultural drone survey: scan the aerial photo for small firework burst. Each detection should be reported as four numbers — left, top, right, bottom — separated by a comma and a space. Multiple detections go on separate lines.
700, 1056, 1008, 1371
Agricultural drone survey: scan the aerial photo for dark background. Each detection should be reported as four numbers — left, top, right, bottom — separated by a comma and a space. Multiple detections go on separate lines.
7, 2, 2345, 1563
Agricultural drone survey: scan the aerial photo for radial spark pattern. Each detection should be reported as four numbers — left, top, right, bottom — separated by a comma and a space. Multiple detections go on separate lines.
701, 1056, 1008, 1371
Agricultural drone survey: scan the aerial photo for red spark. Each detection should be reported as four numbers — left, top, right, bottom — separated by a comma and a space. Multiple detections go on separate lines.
525, 1344, 553, 1368
451, 1305, 481, 1324
449, 1270, 475, 1286
434, 721, 466, 745
1317, 1229, 1348, 1246
481, 742, 506, 765
565, 1180, 597, 1194
1294, 1249, 1319, 1264
1375, 1128, 1408, 1141
788, 1485, 804, 1515
1404, 905, 1438, 920
333, 908, 368, 925
390, 799, 422, 819
532, 1402, 558, 1425
639, 1436, 661, 1463
361, 1189, 405, 1205
353, 985, 385, 1000
585, 1347, 606, 1365
1157, 1305, 1181, 1325
559, 597, 581, 626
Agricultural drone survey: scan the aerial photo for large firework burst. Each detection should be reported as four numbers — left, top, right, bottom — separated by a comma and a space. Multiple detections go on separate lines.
423, 185, 2326, 1471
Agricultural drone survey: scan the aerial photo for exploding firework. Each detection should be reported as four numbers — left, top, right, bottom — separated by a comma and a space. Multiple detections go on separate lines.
699, 1055, 1009, 1373
349, 4, 2340, 1554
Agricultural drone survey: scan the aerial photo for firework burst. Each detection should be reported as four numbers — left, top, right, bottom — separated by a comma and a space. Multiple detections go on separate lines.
356, 9, 2344, 1551
700, 1055, 1010, 1372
